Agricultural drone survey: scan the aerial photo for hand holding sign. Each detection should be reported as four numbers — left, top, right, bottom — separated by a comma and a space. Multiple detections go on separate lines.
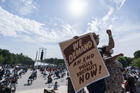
59, 33, 109, 92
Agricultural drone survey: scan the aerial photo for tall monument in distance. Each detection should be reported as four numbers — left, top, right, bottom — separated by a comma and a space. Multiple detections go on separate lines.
34, 48, 47, 66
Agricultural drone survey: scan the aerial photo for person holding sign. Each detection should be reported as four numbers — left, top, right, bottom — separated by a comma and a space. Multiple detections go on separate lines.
87, 29, 124, 93
73, 30, 113, 93
60, 29, 122, 93
101, 30, 124, 93
65, 32, 108, 93
86, 30, 111, 93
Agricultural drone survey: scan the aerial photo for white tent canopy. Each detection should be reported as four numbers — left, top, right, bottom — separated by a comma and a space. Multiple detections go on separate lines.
34, 61, 49, 66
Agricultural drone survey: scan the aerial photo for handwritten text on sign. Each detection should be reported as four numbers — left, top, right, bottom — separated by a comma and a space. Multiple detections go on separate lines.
59, 33, 109, 92
64, 35, 95, 66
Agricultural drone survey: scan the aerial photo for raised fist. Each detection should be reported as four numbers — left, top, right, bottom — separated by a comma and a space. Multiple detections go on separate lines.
106, 29, 112, 35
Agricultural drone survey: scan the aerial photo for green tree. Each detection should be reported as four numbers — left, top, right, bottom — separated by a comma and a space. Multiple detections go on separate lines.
118, 57, 133, 67
0, 49, 11, 64
0, 48, 34, 66
132, 58, 140, 68
134, 50, 140, 58
44, 58, 65, 66
0, 55, 4, 64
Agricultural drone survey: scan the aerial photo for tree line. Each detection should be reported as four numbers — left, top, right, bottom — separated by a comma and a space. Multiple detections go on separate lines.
118, 50, 140, 68
0, 48, 34, 65
1, 48, 140, 68
0, 48, 65, 66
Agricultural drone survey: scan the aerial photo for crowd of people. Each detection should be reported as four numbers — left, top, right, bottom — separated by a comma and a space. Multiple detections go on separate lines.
68, 29, 140, 93
36, 65, 67, 93
122, 66, 140, 93
0, 65, 28, 93
0, 64, 67, 93
1, 29, 140, 93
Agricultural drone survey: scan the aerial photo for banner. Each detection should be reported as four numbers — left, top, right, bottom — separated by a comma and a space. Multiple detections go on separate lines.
59, 33, 109, 92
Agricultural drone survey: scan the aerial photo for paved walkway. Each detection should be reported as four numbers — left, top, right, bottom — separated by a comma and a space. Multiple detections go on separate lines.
17, 86, 67, 93
16, 69, 68, 93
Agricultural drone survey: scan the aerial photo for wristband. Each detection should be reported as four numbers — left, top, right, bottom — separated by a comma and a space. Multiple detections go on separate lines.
109, 35, 113, 38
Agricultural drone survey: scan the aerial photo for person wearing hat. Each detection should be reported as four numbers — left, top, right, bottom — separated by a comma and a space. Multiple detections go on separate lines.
100, 30, 124, 93
87, 29, 124, 93
86, 29, 114, 93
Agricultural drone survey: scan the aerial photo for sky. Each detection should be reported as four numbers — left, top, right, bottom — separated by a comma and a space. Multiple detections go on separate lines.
0, 0, 140, 60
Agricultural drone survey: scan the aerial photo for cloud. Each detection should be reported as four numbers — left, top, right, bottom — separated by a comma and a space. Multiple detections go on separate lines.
17, 0, 36, 16
102, 0, 126, 10
85, 0, 140, 56
62, 24, 77, 35
114, 31, 140, 57
86, 0, 126, 34
86, 18, 100, 33
111, 0, 126, 10
113, 23, 140, 43
0, 0, 37, 16
115, 24, 140, 32
0, 6, 43, 37
0, 6, 77, 44
102, 7, 114, 22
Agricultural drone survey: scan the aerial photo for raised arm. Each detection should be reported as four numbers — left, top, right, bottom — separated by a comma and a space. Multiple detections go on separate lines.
106, 29, 115, 50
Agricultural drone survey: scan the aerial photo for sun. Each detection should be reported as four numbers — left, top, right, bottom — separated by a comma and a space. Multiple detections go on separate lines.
67, 0, 88, 17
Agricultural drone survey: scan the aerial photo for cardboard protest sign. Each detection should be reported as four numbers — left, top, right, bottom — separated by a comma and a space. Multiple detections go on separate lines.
59, 33, 109, 92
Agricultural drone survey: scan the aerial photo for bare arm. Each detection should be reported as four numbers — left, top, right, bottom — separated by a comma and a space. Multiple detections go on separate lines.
106, 29, 115, 51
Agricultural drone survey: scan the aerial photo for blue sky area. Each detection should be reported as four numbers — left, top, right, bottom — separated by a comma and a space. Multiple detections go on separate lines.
0, 0, 140, 59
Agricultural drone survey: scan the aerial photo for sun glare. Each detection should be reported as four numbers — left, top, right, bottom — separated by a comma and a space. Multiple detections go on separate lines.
67, 0, 88, 17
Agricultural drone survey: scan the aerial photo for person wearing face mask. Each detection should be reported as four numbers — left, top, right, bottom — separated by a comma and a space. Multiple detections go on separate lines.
102, 30, 124, 93
87, 29, 124, 93
68, 29, 123, 93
